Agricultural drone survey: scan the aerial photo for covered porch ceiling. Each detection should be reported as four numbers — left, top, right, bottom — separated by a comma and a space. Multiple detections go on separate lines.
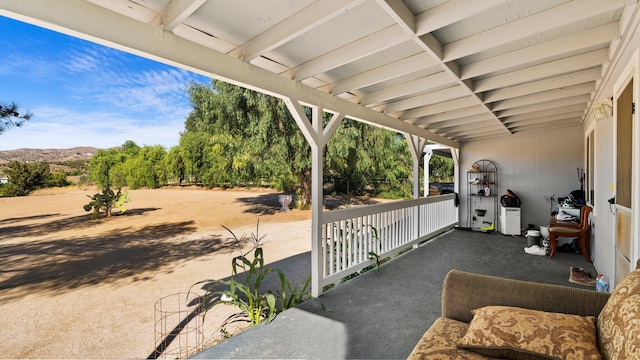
1, 0, 638, 147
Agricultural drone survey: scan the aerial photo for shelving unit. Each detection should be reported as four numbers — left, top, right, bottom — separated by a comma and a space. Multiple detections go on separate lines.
467, 159, 498, 230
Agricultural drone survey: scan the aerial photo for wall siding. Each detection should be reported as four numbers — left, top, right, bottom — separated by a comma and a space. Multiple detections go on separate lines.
460, 126, 584, 230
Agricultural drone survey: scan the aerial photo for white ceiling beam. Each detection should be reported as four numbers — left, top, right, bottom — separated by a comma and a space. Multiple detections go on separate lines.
474, 49, 608, 93
376, 0, 415, 34
415, 33, 443, 59
379, 0, 511, 135
453, 127, 511, 141
282, 25, 407, 81
401, 96, 477, 120
502, 104, 586, 123
443, 0, 628, 61
414, 0, 510, 35
383, 86, 468, 114
171, 23, 237, 53
359, 71, 453, 105
437, 120, 501, 135
509, 118, 581, 133
460, 23, 619, 80
0, 0, 458, 148
87, 0, 156, 23
483, 68, 601, 103
504, 112, 584, 127
327, 54, 439, 95
497, 94, 590, 118
154, 0, 207, 32
414, 105, 487, 126
228, 0, 366, 61
426, 113, 497, 131
442, 123, 506, 137
491, 82, 595, 111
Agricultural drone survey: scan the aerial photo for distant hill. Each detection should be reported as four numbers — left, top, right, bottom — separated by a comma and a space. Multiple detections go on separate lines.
0, 147, 100, 164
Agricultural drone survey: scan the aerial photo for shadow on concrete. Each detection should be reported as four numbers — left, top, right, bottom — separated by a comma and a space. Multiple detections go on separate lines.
192, 251, 312, 303
194, 229, 599, 359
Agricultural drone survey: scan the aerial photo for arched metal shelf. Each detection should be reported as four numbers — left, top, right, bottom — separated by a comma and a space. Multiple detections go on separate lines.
467, 159, 498, 230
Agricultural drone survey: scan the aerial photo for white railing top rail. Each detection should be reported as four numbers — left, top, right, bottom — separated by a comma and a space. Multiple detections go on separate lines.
321, 193, 456, 223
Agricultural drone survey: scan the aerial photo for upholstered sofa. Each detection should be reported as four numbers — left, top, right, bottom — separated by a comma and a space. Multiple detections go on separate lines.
408, 268, 640, 359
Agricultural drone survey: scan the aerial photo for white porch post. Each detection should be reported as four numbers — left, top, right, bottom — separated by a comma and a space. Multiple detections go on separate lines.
451, 147, 461, 224
405, 134, 427, 200
284, 97, 343, 297
451, 147, 460, 193
405, 134, 426, 245
310, 107, 324, 299
423, 146, 434, 197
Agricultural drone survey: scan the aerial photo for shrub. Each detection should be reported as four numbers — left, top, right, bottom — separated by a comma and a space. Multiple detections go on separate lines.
83, 186, 130, 220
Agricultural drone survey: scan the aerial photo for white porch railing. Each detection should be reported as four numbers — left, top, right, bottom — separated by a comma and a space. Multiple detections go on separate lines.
319, 193, 458, 289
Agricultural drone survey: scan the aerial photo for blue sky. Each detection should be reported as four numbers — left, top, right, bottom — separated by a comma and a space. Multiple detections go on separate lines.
0, 16, 210, 151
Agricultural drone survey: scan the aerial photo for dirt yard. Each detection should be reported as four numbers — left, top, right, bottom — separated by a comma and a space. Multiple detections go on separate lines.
0, 186, 314, 358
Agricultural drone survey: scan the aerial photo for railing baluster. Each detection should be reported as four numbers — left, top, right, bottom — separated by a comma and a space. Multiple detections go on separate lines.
319, 195, 457, 288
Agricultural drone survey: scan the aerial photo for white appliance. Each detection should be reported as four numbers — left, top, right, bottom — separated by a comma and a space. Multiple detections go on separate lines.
500, 206, 521, 235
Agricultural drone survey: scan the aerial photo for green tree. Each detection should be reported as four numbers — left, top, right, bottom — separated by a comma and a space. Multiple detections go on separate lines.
87, 146, 128, 188
325, 119, 412, 198
121, 140, 141, 157
183, 80, 415, 205
430, 155, 454, 183
1, 102, 32, 134
180, 131, 210, 184
201, 132, 237, 187
165, 146, 187, 185
126, 145, 167, 189
1, 161, 50, 196
108, 162, 129, 188
46, 171, 71, 187
185, 81, 312, 204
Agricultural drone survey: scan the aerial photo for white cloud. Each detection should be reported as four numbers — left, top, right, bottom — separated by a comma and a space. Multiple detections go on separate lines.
0, 26, 211, 151
92, 67, 198, 118
0, 105, 186, 150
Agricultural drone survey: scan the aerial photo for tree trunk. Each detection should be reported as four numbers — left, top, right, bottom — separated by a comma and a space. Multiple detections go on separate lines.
297, 169, 312, 209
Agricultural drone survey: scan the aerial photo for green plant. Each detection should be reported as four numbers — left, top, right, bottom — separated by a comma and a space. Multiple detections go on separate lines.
367, 225, 383, 272
1, 161, 50, 196
83, 186, 130, 219
274, 273, 311, 311
219, 327, 231, 340
191, 220, 312, 328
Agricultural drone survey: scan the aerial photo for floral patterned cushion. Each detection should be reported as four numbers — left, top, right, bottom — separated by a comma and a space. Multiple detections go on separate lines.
598, 269, 640, 359
457, 306, 601, 360
407, 317, 498, 359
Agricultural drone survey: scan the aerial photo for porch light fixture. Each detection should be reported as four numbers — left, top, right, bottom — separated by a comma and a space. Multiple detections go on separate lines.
593, 97, 613, 121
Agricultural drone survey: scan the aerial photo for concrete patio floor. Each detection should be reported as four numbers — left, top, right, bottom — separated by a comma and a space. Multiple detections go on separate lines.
192, 228, 598, 359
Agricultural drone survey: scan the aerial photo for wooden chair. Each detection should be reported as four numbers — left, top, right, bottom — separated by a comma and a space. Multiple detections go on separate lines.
549, 205, 588, 228
548, 205, 593, 263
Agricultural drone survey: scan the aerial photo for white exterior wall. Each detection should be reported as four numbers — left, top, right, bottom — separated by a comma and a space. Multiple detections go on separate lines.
592, 116, 616, 277
459, 127, 584, 230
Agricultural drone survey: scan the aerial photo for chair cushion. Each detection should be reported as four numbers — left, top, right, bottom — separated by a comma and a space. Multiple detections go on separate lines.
457, 306, 600, 360
549, 226, 580, 234
598, 269, 640, 359
407, 317, 495, 359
